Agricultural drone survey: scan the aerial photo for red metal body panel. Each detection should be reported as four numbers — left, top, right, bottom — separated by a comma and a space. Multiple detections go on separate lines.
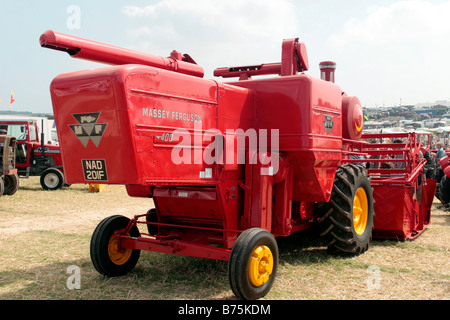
51, 65, 222, 185
226, 75, 343, 203
371, 182, 434, 240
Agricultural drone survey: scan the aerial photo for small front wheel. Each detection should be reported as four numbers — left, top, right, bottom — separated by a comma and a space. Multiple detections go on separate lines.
90, 215, 141, 277
228, 228, 278, 300
40, 168, 64, 191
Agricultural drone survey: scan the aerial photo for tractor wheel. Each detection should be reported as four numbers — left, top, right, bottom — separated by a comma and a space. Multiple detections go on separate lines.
435, 167, 444, 184
3, 174, 19, 196
437, 175, 450, 204
435, 167, 444, 201
318, 164, 374, 255
0, 177, 4, 196
228, 228, 278, 300
40, 168, 64, 191
90, 215, 141, 277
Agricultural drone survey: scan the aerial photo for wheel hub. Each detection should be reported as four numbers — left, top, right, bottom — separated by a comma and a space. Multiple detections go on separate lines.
44, 173, 59, 188
108, 234, 132, 266
248, 245, 273, 287
353, 187, 369, 236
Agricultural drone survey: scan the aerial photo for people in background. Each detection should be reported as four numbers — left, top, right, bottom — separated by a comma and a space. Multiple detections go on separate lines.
435, 143, 446, 161
393, 139, 405, 169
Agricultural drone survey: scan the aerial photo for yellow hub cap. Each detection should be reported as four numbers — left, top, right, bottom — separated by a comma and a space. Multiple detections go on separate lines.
353, 188, 369, 236
248, 245, 274, 287
108, 234, 132, 266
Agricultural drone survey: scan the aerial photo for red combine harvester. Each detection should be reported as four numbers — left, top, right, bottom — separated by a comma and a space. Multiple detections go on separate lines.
41, 30, 436, 299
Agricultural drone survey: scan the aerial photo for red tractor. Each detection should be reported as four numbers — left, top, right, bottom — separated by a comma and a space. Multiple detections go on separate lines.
0, 119, 66, 190
41, 30, 436, 299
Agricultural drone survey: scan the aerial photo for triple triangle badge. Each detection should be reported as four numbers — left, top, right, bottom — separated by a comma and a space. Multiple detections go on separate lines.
69, 113, 108, 148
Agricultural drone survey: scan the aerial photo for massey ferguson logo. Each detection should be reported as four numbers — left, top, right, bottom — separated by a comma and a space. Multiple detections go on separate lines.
324, 115, 334, 134
69, 113, 108, 148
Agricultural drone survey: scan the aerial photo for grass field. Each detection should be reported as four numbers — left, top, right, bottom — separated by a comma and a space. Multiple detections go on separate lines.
0, 177, 448, 300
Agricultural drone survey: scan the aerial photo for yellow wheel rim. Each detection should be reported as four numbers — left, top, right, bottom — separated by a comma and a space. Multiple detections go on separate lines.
108, 234, 132, 266
248, 245, 274, 287
353, 188, 369, 236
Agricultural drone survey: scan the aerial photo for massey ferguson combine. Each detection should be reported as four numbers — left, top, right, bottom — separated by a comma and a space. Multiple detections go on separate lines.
41, 30, 436, 300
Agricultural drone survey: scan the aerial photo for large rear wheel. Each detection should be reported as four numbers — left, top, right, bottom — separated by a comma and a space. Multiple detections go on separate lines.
437, 175, 450, 204
0, 177, 4, 196
3, 174, 19, 196
90, 215, 141, 277
318, 164, 374, 255
228, 228, 278, 300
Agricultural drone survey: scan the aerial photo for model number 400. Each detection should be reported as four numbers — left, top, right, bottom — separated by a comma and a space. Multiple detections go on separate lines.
156, 133, 173, 142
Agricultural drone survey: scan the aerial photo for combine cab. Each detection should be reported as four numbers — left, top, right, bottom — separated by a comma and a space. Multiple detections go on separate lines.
42, 30, 436, 299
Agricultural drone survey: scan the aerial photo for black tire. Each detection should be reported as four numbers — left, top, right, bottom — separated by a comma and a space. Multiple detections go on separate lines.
435, 167, 444, 201
228, 228, 278, 300
3, 174, 19, 196
40, 168, 64, 191
318, 164, 374, 255
145, 208, 158, 236
437, 175, 450, 204
0, 177, 4, 196
435, 166, 444, 184
90, 215, 141, 277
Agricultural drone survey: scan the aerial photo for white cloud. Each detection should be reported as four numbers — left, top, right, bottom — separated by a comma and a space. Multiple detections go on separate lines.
122, 0, 299, 77
119, 0, 450, 107
327, 0, 450, 107
330, 0, 450, 51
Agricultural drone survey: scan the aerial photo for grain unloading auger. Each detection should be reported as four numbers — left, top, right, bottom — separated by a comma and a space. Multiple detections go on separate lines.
41, 30, 436, 300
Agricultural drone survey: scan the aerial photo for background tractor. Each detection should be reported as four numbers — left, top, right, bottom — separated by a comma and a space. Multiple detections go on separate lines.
0, 119, 66, 191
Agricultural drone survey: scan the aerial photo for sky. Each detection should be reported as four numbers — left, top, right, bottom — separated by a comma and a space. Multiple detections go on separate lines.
0, 0, 449, 114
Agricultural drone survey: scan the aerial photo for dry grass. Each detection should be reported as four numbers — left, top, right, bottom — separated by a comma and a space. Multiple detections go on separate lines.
0, 177, 448, 300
